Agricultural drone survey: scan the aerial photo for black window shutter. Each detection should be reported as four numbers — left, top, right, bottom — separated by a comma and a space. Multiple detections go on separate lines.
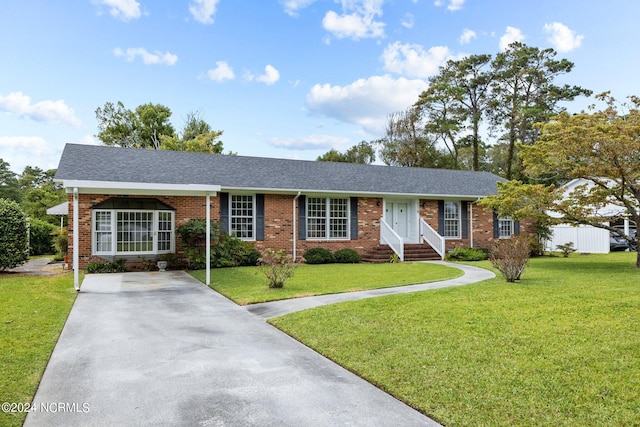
298, 195, 306, 240
437, 200, 445, 234
514, 220, 520, 235
461, 201, 469, 239
493, 211, 499, 238
220, 192, 229, 234
350, 197, 358, 240
255, 194, 265, 241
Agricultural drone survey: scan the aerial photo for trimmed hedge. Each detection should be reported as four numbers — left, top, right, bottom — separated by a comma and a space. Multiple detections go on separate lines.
445, 247, 489, 262
0, 198, 29, 270
303, 248, 335, 264
29, 218, 56, 255
333, 248, 362, 263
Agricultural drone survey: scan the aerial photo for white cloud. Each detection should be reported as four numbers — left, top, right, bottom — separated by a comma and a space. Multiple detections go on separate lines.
544, 22, 584, 53
256, 65, 281, 85
71, 134, 100, 145
307, 74, 428, 135
189, 0, 219, 25
0, 92, 82, 127
322, 0, 386, 40
0, 136, 48, 153
459, 28, 476, 44
113, 47, 178, 65
434, 0, 465, 11
207, 61, 235, 82
381, 42, 453, 78
499, 26, 525, 51
268, 134, 351, 150
93, 0, 141, 21
281, 0, 317, 17
401, 13, 414, 29
0, 136, 54, 172
245, 65, 281, 85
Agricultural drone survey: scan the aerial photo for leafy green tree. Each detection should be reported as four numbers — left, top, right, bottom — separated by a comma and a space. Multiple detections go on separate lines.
317, 141, 376, 164
18, 166, 57, 190
482, 92, 640, 267
160, 112, 224, 154
416, 54, 493, 171
378, 107, 453, 168
489, 42, 592, 180
0, 198, 30, 270
95, 101, 176, 149
0, 159, 21, 202
17, 166, 66, 225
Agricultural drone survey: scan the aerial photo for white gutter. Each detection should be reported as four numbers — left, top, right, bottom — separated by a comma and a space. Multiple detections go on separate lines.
73, 188, 79, 291
293, 192, 301, 261
219, 185, 490, 200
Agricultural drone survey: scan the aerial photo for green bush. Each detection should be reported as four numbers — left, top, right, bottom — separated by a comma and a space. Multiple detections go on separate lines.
177, 218, 221, 250
445, 247, 489, 262
29, 218, 56, 255
0, 198, 29, 270
211, 234, 261, 268
258, 248, 296, 288
333, 248, 362, 263
303, 247, 335, 264
53, 228, 68, 256
85, 259, 127, 273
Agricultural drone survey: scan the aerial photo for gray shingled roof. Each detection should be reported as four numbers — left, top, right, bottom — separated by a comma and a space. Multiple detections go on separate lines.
55, 143, 505, 198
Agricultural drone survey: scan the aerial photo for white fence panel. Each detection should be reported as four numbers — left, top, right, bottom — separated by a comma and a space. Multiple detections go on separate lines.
546, 224, 609, 253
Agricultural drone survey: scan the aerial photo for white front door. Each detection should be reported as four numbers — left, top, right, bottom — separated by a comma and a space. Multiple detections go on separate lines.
386, 201, 410, 239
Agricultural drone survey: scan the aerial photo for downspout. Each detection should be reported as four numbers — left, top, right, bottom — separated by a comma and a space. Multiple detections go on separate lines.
205, 194, 211, 286
73, 188, 79, 291
293, 192, 301, 261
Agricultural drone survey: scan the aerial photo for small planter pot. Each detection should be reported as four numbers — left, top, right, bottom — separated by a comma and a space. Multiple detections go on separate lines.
157, 261, 168, 272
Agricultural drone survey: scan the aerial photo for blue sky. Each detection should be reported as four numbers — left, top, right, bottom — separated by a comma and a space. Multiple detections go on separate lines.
1, 0, 639, 172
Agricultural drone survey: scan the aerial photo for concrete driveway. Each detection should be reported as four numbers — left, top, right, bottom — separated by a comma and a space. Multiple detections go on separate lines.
25, 271, 439, 426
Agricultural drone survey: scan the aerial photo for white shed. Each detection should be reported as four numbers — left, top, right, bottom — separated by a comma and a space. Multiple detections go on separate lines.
545, 178, 633, 253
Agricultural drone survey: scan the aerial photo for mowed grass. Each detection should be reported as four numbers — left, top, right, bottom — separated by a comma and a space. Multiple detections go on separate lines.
271, 252, 640, 426
191, 262, 462, 305
0, 271, 77, 427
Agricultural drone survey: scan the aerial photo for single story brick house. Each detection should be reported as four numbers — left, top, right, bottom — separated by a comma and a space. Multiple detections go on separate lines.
55, 143, 522, 288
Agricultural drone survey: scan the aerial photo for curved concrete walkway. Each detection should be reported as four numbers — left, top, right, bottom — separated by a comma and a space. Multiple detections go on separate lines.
25, 271, 439, 427
246, 261, 495, 319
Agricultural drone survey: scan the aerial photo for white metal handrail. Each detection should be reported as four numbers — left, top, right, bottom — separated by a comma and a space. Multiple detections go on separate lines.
420, 218, 445, 260
380, 217, 404, 261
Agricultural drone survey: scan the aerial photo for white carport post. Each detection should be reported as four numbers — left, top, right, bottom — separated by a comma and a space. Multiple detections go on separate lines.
206, 193, 211, 286
73, 188, 80, 291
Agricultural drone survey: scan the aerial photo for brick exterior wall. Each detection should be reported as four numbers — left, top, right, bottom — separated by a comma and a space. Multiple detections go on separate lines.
68, 192, 532, 269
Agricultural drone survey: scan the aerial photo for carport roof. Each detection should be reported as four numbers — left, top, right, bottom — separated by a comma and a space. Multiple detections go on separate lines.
55, 143, 505, 198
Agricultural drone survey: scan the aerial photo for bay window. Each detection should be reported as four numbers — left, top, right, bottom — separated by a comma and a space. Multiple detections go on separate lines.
92, 198, 175, 256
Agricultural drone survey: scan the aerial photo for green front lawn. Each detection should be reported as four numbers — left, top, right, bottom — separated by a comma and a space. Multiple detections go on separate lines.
0, 272, 77, 427
271, 252, 640, 426
191, 262, 462, 305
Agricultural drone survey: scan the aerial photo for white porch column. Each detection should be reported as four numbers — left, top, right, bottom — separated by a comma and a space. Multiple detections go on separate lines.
73, 188, 79, 291
206, 194, 211, 286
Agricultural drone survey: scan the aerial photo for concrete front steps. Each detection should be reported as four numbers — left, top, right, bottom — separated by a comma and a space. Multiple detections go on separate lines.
363, 244, 441, 263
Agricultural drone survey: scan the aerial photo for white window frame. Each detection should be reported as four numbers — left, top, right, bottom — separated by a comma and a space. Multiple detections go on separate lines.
92, 209, 175, 256
306, 197, 350, 241
443, 201, 461, 239
498, 217, 514, 239
229, 194, 256, 241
